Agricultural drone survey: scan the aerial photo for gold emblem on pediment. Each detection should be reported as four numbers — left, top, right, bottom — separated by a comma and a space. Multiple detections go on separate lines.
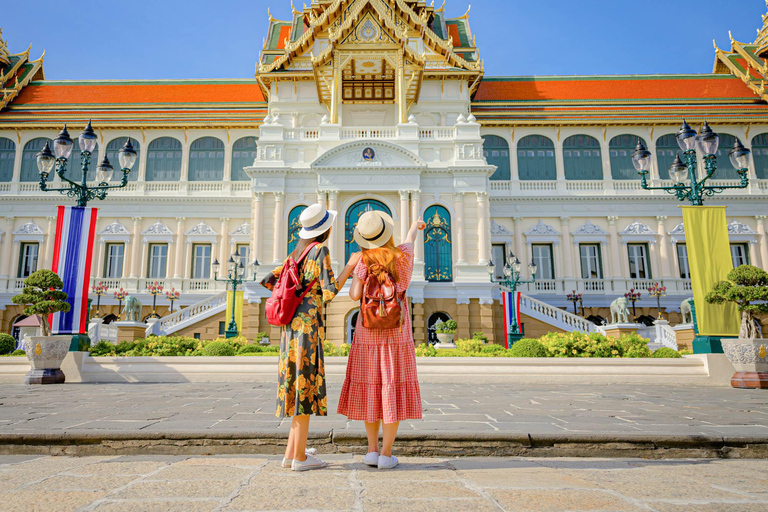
343, 12, 393, 45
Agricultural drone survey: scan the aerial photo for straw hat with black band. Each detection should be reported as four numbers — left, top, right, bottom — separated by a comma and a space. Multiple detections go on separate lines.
354, 210, 395, 250
299, 203, 337, 239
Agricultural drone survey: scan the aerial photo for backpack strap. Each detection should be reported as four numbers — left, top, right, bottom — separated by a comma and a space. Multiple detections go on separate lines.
296, 242, 321, 301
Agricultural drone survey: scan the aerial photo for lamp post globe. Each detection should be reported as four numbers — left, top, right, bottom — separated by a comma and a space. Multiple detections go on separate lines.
695, 120, 719, 156
676, 119, 697, 152
53, 125, 73, 160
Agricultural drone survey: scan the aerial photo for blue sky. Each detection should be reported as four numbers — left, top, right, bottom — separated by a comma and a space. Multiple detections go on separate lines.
2, 0, 766, 80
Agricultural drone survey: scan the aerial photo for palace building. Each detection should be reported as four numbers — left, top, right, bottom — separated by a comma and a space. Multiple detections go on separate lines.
1, 1, 767, 345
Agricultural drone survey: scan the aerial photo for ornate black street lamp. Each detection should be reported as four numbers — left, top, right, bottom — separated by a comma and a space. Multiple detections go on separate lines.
213, 256, 259, 338
91, 282, 108, 318
566, 290, 583, 316
487, 252, 537, 346
147, 282, 163, 320
632, 120, 750, 205
165, 288, 180, 314
624, 288, 641, 318
37, 122, 137, 206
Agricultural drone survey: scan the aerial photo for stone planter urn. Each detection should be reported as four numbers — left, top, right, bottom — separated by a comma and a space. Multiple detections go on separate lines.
435, 333, 456, 349
22, 335, 71, 384
721, 338, 768, 389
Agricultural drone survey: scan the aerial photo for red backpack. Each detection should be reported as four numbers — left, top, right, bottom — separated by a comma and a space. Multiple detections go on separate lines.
265, 242, 319, 327
361, 267, 405, 330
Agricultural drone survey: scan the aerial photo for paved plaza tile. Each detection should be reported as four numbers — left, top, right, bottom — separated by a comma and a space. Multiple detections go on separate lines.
0, 455, 767, 511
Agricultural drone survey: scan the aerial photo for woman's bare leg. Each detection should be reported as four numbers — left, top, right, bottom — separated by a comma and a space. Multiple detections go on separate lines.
292, 415, 311, 462
285, 419, 298, 460
381, 422, 400, 457
364, 421, 381, 453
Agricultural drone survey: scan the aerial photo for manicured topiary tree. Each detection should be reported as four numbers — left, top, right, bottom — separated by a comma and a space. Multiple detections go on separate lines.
705, 265, 768, 340
0, 333, 15, 354
11, 270, 70, 337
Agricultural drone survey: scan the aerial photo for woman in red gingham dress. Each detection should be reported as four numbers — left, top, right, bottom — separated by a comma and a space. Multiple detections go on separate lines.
337, 210, 425, 470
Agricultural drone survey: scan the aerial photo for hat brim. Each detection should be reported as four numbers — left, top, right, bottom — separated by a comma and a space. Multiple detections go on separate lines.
299, 210, 337, 239
354, 211, 395, 249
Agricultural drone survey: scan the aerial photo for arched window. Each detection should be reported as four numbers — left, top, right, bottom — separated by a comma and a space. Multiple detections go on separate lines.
346, 309, 359, 344
70, 139, 100, 182
287, 205, 307, 255
714, 133, 742, 180
482, 135, 511, 181
563, 135, 603, 180
424, 205, 453, 282
0, 137, 16, 182
345, 199, 391, 261
517, 135, 556, 180
21, 138, 53, 182
751, 133, 768, 179
427, 312, 451, 345
232, 137, 258, 181
105, 137, 140, 182
189, 137, 224, 181
655, 134, 679, 180
146, 137, 182, 181
610, 135, 646, 180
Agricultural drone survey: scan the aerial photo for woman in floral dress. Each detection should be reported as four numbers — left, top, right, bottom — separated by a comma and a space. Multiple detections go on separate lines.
261, 203, 360, 471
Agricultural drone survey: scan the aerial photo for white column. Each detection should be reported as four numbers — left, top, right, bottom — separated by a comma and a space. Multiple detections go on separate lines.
136, 140, 148, 182
756, 216, 768, 270
272, 192, 285, 264
183, 240, 192, 280
330, 55, 340, 124
317, 191, 326, 207
554, 135, 566, 191
42, 216, 56, 269
180, 141, 190, 181
11, 143, 22, 183
140, 240, 149, 279
607, 216, 622, 278
2, 217, 15, 278
173, 217, 185, 278
396, 56, 407, 124
513, 217, 526, 275
476, 192, 490, 264
560, 217, 574, 278
96, 240, 106, 278
399, 190, 411, 244
327, 190, 339, 266
223, 140, 233, 182
251, 193, 263, 264
129, 217, 142, 278
656, 216, 671, 278
411, 190, 423, 263
219, 217, 230, 267
452, 192, 466, 264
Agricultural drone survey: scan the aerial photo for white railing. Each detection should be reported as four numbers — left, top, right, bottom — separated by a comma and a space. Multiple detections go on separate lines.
630, 279, 657, 291
0, 183, 10, 192
341, 127, 397, 140
613, 181, 642, 191
655, 321, 678, 350
19, 183, 40, 192
188, 182, 222, 193
231, 182, 251, 192
419, 128, 455, 139
490, 181, 511, 192
578, 279, 605, 292
566, 180, 605, 192
532, 280, 559, 293
88, 321, 118, 345
520, 293, 599, 333
154, 292, 227, 334
144, 182, 179, 193
185, 279, 214, 291
285, 128, 319, 140
520, 181, 557, 192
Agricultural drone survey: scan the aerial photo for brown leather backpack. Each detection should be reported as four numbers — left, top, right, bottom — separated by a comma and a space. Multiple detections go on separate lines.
361, 267, 405, 330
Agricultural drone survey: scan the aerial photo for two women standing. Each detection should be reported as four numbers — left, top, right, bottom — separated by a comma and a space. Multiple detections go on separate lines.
261, 203, 424, 471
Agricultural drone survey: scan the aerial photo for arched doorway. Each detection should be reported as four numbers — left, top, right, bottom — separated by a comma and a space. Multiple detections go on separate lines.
102, 314, 118, 325
427, 312, 451, 345
345, 199, 391, 261
346, 309, 359, 345
424, 205, 453, 282
10, 315, 27, 344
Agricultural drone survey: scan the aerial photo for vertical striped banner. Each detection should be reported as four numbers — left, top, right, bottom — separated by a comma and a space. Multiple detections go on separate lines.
50, 206, 98, 335
501, 291, 522, 349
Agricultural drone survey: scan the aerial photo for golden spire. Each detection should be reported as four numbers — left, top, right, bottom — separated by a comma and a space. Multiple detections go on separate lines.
755, 0, 768, 58
0, 28, 10, 66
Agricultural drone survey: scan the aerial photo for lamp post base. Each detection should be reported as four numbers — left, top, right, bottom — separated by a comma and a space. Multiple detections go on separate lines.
507, 333, 524, 347
693, 336, 736, 354
225, 322, 239, 339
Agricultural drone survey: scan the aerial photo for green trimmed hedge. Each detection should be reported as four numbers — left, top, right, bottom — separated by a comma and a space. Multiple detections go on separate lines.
0, 333, 15, 355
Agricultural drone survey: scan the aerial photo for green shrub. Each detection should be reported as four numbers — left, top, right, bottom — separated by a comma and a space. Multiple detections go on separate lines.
0, 333, 15, 355
539, 331, 626, 358
11, 349, 26, 356
618, 333, 652, 358
90, 340, 116, 356
679, 349, 693, 356
455, 338, 484, 353
202, 341, 236, 357
254, 332, 269, 344
415, 343, 436, 357
653, 347, 683, 358
508, 338, 548, 358
480, 344, 506, 355
472, 331, 489, 343
435, 320, 458, 334
324, 342, 338, 356
337, 343, 351, 356
262, 344, 279, 352
237, 344, 264, 354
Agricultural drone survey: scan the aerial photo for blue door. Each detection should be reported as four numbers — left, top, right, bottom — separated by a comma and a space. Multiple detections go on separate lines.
424, 205, 453, 282
345, 199, 391, 261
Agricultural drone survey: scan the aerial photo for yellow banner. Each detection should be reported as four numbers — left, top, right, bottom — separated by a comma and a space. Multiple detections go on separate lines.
225, 291, 244, 335
681, 206, 739, 336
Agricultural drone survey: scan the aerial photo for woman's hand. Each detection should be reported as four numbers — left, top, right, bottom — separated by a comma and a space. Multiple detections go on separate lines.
415, 217, 426, 231
405, 218, 425, 244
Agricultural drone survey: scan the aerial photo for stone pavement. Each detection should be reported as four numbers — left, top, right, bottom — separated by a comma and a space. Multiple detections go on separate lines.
1, 454, 767, 512
1, 383, 767, 437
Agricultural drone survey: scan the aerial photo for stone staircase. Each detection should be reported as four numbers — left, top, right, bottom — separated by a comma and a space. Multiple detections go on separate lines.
519, 294, 602, 334
147, 292, 228, 336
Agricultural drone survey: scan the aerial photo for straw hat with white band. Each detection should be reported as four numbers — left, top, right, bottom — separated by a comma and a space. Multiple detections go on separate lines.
354, 210, 395, 249
299, 203, 337, 239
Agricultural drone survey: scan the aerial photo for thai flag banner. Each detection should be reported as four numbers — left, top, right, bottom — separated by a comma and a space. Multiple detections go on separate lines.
49, 206, 98, 335
501, 291, 522, 349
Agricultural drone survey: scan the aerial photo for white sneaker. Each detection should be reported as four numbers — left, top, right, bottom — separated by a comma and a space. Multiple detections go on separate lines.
281, 448, 318, 468
378, 454, 398, 469
362, 451, 379, 466
291, 454, 328, 472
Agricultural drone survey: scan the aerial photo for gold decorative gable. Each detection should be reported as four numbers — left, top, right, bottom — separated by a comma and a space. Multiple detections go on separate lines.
342, 11, 394, 45
0, 28, 45, 112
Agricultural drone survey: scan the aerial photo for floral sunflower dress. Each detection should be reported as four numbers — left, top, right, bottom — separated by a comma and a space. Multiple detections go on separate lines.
261, 244, 340, 418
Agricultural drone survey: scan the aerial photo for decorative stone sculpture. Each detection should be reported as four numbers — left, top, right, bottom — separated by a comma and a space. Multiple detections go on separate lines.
680, 298, 694, 324
609, 297, 630, 324
123, 295, 143, 323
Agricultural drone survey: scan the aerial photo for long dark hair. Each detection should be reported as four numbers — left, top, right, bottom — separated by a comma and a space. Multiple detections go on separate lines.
291, 229, 330, 260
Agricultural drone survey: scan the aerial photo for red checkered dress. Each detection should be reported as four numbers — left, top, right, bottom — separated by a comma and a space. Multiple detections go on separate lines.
337, 243, 423, 424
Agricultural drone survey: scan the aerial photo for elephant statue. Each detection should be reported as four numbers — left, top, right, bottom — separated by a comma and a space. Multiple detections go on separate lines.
609, 297, 630, 324
123, 295, 143, 323
680, 298, 694, 325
